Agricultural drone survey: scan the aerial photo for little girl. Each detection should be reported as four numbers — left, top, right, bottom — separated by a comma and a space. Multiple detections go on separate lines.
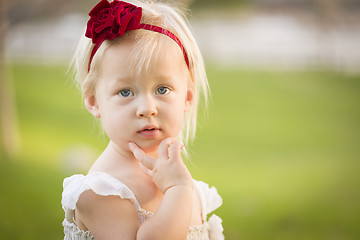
61, 0, 223, 239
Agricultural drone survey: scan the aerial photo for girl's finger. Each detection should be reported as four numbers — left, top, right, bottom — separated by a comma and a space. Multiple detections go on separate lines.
158, 138, 176, 159
139, 162, 153, 177
169, 140, 183, 161
128, 142, 155, 170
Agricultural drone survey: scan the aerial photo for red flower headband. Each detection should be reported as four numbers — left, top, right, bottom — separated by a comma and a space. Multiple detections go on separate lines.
85, 0, 189, 71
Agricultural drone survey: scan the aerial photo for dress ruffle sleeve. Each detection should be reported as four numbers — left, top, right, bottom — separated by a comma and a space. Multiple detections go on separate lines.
193, 180, 224, 240
61, 172, 142, 222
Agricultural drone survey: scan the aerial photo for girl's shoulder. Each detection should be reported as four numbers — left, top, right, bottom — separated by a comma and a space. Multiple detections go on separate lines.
192, 180, 223, 221
192, 180, 224, 240
61, 172, 142, 213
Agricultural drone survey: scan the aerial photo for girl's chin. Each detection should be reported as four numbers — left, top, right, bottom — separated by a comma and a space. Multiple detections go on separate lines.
137, 141, 161, 156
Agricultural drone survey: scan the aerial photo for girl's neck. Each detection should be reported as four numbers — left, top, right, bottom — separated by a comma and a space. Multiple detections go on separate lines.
88, 140, 157, 174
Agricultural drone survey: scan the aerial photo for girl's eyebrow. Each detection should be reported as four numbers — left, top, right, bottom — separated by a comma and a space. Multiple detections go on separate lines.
115, 76, 132, 82
106, 77, 132, 90
152, 74, 177, 82
108, 77, 133, 86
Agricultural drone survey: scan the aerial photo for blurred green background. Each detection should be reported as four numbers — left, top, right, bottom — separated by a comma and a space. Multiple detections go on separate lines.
1, 0, 360, 239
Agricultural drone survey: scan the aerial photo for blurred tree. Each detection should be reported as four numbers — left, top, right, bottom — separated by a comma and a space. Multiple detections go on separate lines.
313, 0, 341, 68
0, 0, 100, 160
0, 0, 21, 159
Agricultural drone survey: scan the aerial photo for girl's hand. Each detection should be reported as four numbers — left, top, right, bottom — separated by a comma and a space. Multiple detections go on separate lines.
128, 138, 193, 194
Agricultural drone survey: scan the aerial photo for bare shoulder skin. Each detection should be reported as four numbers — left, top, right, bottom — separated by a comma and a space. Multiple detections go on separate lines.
76, 190, 141, 239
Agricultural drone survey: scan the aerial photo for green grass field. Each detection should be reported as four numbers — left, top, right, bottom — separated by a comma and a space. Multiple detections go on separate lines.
1, 63, 359, 239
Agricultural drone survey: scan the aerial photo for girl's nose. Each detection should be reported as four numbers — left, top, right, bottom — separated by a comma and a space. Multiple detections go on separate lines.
136, 96, 158, 118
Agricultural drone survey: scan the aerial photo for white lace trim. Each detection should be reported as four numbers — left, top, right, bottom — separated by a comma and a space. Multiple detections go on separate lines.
187, 223, 210, 240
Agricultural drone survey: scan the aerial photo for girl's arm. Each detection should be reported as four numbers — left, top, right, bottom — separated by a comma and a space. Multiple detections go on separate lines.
76, 185, 193, 240
76, 138, 194, 240
137, 185, 193, 240
130, 138, 194, 240
76, 190, 141, 239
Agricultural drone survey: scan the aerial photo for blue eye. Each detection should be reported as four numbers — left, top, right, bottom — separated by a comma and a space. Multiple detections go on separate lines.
156, 86, 170, 95
118, 89, 134, 97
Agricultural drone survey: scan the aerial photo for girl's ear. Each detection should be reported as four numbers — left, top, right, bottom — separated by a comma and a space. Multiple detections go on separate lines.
184, 86, 194, 112
84, 94, 101, 118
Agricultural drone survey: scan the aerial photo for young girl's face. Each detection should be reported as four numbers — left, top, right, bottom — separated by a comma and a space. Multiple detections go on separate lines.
86, 37, 193, 155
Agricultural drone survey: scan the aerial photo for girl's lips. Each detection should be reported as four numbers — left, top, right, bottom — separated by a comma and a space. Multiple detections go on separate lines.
137, 129, 161, 138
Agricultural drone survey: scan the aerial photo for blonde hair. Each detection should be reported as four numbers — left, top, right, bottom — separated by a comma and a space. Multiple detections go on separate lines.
71, 0, 209, 146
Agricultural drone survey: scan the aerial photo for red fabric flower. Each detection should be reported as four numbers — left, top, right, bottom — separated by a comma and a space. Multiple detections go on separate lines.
85, 0, 142, 44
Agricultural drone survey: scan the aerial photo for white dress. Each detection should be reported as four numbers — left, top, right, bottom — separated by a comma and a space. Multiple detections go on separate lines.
61, 172, 224, 239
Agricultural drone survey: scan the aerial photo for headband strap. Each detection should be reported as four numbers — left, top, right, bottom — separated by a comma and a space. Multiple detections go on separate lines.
138, 24, 190, 69
85, 0, 189, 71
